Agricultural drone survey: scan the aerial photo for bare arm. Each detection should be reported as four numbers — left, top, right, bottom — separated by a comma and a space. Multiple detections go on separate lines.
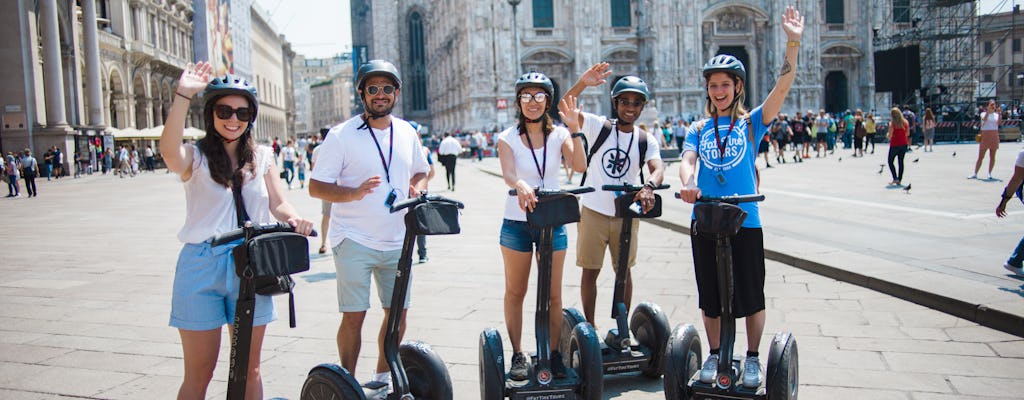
308, 176, 383, 203
562, 63, 612, 130
761, 7, 804, 125
160, 62, 212, 177
677, 150, 701, 204
998, 165, 1024, 217
497, 139, 538, 212
265, 163, 314, 235
558, 95, 590, 173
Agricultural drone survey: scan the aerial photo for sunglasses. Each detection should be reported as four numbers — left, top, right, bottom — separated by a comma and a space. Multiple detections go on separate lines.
616, 98, 646, 108
518, 92, 548, 103
213, 105, 252, 122
365, 85, 396, 96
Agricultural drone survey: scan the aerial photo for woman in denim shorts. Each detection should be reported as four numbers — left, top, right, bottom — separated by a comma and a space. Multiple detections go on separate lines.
496, 71, 586, 381
160, 61, 314, 399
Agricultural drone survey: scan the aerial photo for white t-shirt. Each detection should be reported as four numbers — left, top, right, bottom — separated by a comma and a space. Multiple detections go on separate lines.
282, 146, 297, 162
579, 112, 661, 216
310, 115, 430, 251
1015, 147, 1024, 168
981, 112, 1000, 131
498, 126, 571, 221
438, 136, 463, 156
176, 144, 275, 243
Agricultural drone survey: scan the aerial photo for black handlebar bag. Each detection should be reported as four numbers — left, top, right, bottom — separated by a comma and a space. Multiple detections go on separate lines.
232, 231, 310, 279
692, 202, 747, 239
527, 194, 581, 229
614, 193, 663, 219
406, 202, 461, 235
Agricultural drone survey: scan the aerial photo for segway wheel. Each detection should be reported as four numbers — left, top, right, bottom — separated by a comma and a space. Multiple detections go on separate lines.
479, 328, 506, 400
663, 324, 702, 400
560, 307, 586, 367
400, 340, 453, 400
301, 364, 365, 400
630, 302, 671, 378
569, 322, 603, 400
766, 332, 799, 400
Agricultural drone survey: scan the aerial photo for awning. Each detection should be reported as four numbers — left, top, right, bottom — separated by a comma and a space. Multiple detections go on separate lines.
109, 125, 206, 140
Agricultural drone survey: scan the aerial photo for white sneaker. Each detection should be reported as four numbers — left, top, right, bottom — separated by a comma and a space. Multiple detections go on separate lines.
742, 356, 762, 388
368, 371, 392, 394
699, 354, 719, 383
967, 174, 977, 179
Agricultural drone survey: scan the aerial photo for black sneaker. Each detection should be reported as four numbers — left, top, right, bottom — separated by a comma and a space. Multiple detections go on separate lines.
509, 352, 529, 381
550, 350, 567, 379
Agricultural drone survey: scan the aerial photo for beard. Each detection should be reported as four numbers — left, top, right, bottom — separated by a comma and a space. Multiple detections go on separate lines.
365, 98, 395, 119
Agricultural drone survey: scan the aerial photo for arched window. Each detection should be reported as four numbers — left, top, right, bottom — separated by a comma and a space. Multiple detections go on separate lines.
408, 12, 428, 111
610, 0, 631, 27
533, 0, 553, 28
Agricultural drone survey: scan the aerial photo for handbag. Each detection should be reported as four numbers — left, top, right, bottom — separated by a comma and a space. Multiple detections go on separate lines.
614, 192, 662, 219
526, 193, 581, 229
406, 201, 461, 235
693, 202, 747, 239
231, 174, 307, 327
976, 133, 982, 143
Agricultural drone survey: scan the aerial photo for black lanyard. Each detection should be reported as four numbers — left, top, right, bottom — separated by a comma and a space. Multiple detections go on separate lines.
523, 131, 547, 181
712, 113, 737, 161
365, 121, 395, 184
614, 126, 635, 177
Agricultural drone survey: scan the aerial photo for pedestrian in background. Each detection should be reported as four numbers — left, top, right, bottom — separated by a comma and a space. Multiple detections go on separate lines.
438, 132, 462, 191
922, 108, 937, 153
997, 145, 1024, 278
970, 100, 1000, 180
4, 154, 20, 197
160, 61, 314, 399
887, 107, 911, 186
20, 149, 37, 198
865, 112, 877, 154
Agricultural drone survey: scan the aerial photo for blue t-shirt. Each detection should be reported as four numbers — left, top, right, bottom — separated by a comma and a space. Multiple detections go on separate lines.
683, 106, 769, 228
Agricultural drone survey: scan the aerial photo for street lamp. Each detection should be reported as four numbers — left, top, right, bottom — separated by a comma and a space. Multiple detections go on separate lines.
508, 0, 522, 74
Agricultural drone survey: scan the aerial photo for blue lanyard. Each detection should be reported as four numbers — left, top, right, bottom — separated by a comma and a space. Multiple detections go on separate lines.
363, 119, 394, 184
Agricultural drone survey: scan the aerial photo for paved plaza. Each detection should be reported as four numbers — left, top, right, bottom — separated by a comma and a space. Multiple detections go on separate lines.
1, 142, 1024, 399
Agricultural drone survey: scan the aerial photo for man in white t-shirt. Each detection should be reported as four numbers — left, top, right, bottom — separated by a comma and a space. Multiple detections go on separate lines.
310, 128, 331, 254
561, 63, 665, 328
309, 60, 429, 386
437, 132, 463, 190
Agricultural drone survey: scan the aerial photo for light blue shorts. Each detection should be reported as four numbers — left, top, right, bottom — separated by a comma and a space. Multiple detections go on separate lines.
333, 238, 409, 312
169, 240, 276, 330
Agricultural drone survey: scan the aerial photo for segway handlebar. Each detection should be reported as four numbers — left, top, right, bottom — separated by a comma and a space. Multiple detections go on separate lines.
673, 192, 765, 204
210, 222, 318, 247
508, 186, 596, 197
602, 183, 671, 192
389, 192, 465, 213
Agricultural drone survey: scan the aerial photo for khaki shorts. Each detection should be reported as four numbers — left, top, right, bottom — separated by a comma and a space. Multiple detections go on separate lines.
576, 206, 639, 270
332, 238, 408, 312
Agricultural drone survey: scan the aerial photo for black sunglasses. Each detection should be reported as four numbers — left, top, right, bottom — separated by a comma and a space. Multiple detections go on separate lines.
615, 98, 646, 108
213, 105, 253, 122
365, 85, 396, 95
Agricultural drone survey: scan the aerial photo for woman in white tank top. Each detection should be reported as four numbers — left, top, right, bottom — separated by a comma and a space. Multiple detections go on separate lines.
159, 61, 314, 398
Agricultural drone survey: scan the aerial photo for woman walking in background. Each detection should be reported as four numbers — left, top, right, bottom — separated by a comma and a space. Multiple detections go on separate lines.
922, 107, 937, 153
970, 100, 1000, 180
887, 107, 911, 186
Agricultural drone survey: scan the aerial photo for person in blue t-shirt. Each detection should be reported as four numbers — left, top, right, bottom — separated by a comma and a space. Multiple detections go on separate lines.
678, 5, 804, 390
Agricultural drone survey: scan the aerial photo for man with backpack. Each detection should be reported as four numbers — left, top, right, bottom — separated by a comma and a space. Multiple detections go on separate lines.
560, 63, 665, 327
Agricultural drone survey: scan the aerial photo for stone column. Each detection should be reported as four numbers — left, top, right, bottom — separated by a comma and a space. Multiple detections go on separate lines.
82, 0, 105, 127
39, 0, 68, 126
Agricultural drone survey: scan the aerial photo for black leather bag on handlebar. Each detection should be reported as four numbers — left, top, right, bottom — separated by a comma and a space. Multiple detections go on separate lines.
406, 201, 461, 235
614, 192, 663, 219
527, 194, 581, 229
232, 232, 310, 280
693, 202, 747, 238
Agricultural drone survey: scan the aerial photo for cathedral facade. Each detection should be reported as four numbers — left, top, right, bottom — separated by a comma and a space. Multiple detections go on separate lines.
351, 1, 954, 133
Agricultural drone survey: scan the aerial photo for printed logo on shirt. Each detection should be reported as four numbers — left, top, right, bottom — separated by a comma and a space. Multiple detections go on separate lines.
601, 148, 630, 179
697, 123, 748, 171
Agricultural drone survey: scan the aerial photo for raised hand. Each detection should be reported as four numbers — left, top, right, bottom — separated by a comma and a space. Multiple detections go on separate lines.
782, 6, 804, 41
558, 95, 583, 132
580, 62, 612, 88
176, 61, 214, 98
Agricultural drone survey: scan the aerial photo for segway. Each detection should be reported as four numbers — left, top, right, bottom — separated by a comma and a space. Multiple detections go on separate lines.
210, 222, 316, 400
302, 193, 463, 400
560, 183, 672, 379
663, 194, 799, 400
479, 186, 604, 400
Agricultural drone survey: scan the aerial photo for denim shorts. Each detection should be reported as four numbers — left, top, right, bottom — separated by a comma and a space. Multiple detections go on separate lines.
170, 240, 276, 330
499, 219, 568, 252
333, 238, 409, 312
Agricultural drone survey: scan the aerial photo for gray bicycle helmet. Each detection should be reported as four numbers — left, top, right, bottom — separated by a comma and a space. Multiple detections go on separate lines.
202, 74, 259, 133
355, 59, 402, 90
514, 71, 554, 110
610, 76, 650, 101
702, 54, 746, 82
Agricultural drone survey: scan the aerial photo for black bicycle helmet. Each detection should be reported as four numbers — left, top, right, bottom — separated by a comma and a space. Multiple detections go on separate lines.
514, 71, 554, 110
202, 74, 259, 134
610, 76, 650, 101
355, 59, 402, 90
702, 54, 746, 82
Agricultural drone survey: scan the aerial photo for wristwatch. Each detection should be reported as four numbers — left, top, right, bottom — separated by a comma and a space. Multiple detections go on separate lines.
571, 132, 585, 139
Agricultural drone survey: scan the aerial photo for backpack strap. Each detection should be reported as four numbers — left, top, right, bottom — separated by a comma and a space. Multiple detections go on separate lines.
579, 119, 614, 186
638, 128, 648, 184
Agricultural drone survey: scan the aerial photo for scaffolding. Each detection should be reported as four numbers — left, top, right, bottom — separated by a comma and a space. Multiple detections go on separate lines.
873, 0, 979, 115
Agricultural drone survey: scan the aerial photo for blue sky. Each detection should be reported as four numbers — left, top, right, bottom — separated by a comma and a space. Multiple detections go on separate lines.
253, 0, 352, 59
980, 0, 1018, 14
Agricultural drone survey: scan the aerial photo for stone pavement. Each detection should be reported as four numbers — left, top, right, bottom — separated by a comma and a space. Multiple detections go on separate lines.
0, 141, 1022, 399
